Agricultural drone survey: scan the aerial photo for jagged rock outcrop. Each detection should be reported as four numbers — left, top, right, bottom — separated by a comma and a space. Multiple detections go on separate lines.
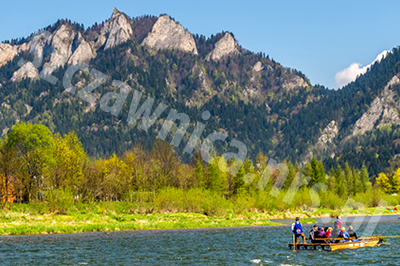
317, 121, 338, 148
18, 42, 30, 52
11, 62, 39, 81
0, 43, 18, 67
353, 97, 385, 135
1, 102, 19, 123
29, 31, 50, 65
206, 32, 240, 61
253, 61, 264, 72
20, 25, 93, 76
378, 107, 400, 127
185, 64, 212, 107
191, 64, 209, 91
24, 104, 32, 116
42, 24, 76, 75
302, 120, 339, 164
282, 76, 308, 90
68, 32, 93, 65
2, 127, 9, 136
96, 8, 133, 50
141, 15, 198, 55
353, 76, 400, 136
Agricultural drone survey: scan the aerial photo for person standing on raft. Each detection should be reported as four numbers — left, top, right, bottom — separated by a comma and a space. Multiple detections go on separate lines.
334, 215, 341, 229
291, 217, 306, 244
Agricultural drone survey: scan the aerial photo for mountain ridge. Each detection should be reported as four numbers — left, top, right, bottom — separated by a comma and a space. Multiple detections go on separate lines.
0, 8, 400, 177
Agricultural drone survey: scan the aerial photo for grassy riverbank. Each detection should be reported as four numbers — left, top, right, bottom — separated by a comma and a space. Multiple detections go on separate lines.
0, 203, 282, 235
0, 201, 398, 236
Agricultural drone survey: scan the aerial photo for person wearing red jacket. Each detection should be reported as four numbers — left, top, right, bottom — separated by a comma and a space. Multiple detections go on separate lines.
325, 227, 332, 238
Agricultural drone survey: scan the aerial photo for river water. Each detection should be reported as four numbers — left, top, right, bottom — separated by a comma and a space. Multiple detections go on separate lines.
0, 216, 399, 265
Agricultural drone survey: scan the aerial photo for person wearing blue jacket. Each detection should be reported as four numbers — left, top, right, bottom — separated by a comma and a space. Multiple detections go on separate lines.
291, 217, 306, 244
334, 215, 342, 229
339, 227, 350, 239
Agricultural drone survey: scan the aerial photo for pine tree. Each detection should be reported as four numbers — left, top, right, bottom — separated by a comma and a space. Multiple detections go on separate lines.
194, 153, 205, 188
233, 160, 247, 195
359, 164, 370, 193
207, 156, 227, 194
344, 162, 352, 196
283, 161, 296, 190
335, 165, 347, 198
327, 167, 336, 192
351, 167, 358, 196
305, 157, 326, 187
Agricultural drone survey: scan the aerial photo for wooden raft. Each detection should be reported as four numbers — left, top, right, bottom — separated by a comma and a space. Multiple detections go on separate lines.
288, 237, 380, 252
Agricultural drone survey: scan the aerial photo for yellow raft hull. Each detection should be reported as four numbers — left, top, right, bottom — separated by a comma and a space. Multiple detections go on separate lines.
288, 237, 380, 252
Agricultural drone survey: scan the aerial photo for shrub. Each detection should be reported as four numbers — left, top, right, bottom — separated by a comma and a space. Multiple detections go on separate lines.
200, 191, 228, 216
253, 191, 277, 211
45, 187, 74, 214
232, 194, 255, 213
154, 187, 225, 214
320, 191, 345, 210
154, 187, 184, 212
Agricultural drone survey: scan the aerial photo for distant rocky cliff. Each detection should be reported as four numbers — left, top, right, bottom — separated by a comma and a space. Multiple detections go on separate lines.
96, 8, 133, 50
1, 8, 135, 79
141, 15, 198, 54
352, 76, 400, 136
205, 32, 239, 61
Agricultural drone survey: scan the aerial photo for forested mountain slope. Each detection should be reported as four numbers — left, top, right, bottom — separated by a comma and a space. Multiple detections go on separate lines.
1, 8, 400, 176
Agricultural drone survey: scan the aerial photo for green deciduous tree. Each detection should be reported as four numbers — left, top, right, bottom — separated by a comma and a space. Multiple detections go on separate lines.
7, 122, 55, 202
376, 173, 392, 193
392, 168, 400, 193
51, 132, 89, 195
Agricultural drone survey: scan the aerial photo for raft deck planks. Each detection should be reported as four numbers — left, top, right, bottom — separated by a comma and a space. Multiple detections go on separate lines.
288, 237, 380, 252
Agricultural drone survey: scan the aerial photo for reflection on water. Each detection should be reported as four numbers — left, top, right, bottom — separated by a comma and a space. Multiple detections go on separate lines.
0, 217, 399, 265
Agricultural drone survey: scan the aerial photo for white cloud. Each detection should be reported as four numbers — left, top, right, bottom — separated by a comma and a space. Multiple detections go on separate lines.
335, 50, 391, 88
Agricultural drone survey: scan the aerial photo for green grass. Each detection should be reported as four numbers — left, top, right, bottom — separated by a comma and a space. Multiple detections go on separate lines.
0, 201, 398, 236
0, 203, 282, 235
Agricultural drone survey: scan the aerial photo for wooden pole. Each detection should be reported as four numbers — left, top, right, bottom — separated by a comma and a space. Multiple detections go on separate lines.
293, 234, 296, 251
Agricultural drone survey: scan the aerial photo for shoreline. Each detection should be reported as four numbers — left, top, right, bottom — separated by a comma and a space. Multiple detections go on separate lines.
0, 207, 398, 237
276, 211, 400, 221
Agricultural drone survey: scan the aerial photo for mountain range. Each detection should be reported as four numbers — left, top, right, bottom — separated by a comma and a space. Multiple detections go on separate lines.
1, 8, 400, 177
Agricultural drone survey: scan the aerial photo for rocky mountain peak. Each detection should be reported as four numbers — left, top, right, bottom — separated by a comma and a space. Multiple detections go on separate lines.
111, 7, 122, 20
141, 15, 198, 55
96, 8, 133, 50
67, 32, 93, 65
205, 32, 240, 61
42, 24, 76, 75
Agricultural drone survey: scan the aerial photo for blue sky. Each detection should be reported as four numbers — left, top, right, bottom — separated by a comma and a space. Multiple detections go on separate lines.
1, 0, 400, 89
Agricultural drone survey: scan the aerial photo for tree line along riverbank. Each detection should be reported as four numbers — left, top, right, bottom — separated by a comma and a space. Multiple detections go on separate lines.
1, 122, 400, 235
